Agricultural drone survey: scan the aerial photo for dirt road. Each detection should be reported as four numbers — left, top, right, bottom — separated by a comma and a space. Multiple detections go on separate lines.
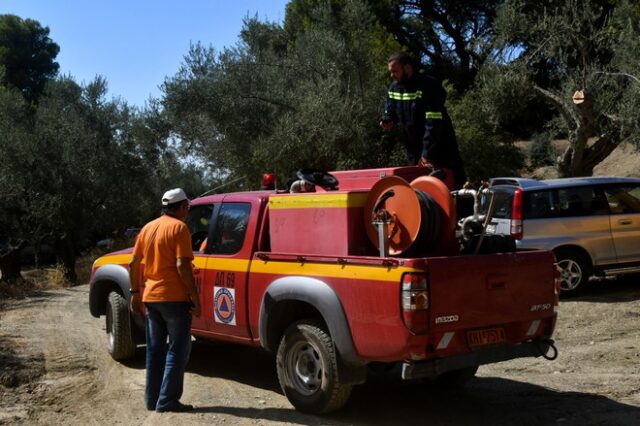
1, 279, 639, 425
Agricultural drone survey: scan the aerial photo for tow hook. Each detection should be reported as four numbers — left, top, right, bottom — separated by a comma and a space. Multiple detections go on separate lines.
535, 339, 558, 360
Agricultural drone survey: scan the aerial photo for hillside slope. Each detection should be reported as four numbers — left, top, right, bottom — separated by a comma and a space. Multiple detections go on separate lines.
523, 141, 639, 180
594, 142, 640, 178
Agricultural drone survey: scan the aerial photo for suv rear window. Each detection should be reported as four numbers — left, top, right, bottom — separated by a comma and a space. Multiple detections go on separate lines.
488, 189, 514, 219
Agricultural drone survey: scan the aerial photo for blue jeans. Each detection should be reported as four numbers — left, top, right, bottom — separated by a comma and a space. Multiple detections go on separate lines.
144, 302, 192, 411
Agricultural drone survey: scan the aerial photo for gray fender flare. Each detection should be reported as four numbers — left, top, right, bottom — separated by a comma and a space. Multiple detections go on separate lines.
259, 276, 363, 368
89, 264, 144, 329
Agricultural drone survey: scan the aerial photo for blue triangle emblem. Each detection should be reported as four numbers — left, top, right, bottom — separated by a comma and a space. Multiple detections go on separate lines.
220, 298, 229, 312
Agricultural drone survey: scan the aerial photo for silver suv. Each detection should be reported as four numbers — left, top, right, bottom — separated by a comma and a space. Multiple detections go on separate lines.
484, 176, 640, 295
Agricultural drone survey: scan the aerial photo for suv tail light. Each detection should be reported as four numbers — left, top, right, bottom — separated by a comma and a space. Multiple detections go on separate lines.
553, 262, 561, 307
511, 188, 523, 240
401, 273, 429, 333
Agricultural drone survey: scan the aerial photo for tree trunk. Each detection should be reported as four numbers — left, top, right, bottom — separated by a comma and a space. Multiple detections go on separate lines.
559, 134, 621, 178
558, 130, 593, 178
558, 91, 621, 177
581, 132, 621, 173
0, 246, 24, 283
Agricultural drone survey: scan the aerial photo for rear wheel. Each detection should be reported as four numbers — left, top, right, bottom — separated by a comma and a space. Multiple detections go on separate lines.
555, 249, 592, 296
276, 320, 352, 414
106, 291, 136, 360
434, 366, 478, 389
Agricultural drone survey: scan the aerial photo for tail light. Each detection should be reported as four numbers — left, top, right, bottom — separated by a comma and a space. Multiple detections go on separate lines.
401, 272, 429, 333
510, 188, 523, 240
553, 261, 561, 307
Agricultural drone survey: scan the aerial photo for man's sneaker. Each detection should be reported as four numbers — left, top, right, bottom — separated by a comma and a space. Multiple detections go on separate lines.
156, 402, 194, 413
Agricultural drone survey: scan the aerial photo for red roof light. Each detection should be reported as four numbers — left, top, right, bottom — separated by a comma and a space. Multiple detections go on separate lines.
261, 173, 276, 190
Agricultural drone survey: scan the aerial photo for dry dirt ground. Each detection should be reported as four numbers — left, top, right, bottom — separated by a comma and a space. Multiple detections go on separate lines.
1, 277, 639, 426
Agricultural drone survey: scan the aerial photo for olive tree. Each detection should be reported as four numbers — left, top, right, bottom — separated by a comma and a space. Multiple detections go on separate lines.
0, 88, 30, 281
490, 0, 640, 177
162, 0, 400, 188
0, 77, 155, 282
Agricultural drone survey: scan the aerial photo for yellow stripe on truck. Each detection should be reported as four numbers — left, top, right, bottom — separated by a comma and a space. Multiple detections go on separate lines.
93, 255, 215, 270
95, 253, 418, 283
269, 193, 368, 209
251, 259, 418, 282
94, 254, 132, 267
93, 255, 245, 271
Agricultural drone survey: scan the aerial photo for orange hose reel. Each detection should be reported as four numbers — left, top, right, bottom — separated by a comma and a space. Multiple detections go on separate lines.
364, 175, 457, 256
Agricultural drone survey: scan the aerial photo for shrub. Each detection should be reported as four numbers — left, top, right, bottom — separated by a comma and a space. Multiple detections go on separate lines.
528, 133, 556, 169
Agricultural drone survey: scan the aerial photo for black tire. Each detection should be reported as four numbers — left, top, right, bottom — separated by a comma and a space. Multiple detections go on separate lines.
106, 291, 136, 360
555, 249, 592, 296
276, 320, 352, 414
434, 366, 478, 389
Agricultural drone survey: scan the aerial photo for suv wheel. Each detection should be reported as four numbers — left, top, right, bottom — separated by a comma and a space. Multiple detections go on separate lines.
555, 249, 591, 296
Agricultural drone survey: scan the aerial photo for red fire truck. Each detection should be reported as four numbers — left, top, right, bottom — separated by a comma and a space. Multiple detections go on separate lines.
89, 166, 558, 414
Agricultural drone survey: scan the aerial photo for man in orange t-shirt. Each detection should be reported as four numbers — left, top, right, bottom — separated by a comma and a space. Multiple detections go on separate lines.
129, 188, 201, 413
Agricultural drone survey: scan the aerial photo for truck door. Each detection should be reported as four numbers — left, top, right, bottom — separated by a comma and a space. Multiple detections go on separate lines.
185, 202, 216, 331
604, 184, 640, 264
201, 201, 255, 340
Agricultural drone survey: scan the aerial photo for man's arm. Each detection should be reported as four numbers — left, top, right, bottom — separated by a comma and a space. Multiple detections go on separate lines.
381, 86, 397, 130
129, 255, 142, 313
177, 257, 201, 317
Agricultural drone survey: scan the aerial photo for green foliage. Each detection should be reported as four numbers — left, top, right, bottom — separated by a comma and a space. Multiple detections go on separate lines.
366, 0, 501, 93
0, 77, 157, 280
490, 0, 640, 176
609, 0, 640, 149
528, 133, 556, 168
0, 87, 30, 245
0, 14, 59, 101
447, 83, 525, 181
162, 0, 401, 188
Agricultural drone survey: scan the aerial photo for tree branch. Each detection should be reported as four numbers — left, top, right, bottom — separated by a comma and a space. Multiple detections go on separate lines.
240, 95, 296, 112
582, 131, 621, 171
532, 84, 580, 130
594, 71, 640, 84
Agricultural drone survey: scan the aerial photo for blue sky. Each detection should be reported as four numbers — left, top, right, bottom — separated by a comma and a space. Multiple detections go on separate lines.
1, 0, 289, 107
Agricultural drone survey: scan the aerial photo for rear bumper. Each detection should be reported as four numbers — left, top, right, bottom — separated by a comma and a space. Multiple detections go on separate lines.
401, 340, 554, 380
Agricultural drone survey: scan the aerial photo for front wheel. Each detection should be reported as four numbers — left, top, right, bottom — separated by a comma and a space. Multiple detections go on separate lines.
555, 249, 592, 296
106, 291, 136, 360
276, 320, 352, 414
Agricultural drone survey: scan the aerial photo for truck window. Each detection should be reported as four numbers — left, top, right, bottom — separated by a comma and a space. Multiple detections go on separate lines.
209, 202, 251, 255
186, 204, 214, 252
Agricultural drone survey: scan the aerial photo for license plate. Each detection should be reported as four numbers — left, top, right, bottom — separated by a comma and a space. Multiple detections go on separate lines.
485, 224, 496, 234
467, 327, 507, 348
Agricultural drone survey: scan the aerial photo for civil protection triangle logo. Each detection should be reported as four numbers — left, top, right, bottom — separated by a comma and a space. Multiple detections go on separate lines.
214, 286, 236, 325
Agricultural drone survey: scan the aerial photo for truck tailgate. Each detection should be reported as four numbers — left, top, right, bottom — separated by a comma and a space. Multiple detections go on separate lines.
426, 250, 556, 331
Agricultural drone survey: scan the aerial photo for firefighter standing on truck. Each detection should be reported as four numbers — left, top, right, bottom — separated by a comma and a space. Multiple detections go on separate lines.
381, 52, 466, 190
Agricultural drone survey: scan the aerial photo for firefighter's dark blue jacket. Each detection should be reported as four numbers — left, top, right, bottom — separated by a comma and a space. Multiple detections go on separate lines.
383, 71, 465, 185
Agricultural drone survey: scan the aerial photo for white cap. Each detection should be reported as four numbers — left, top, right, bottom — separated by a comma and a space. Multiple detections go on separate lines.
161, 188, 189, 206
